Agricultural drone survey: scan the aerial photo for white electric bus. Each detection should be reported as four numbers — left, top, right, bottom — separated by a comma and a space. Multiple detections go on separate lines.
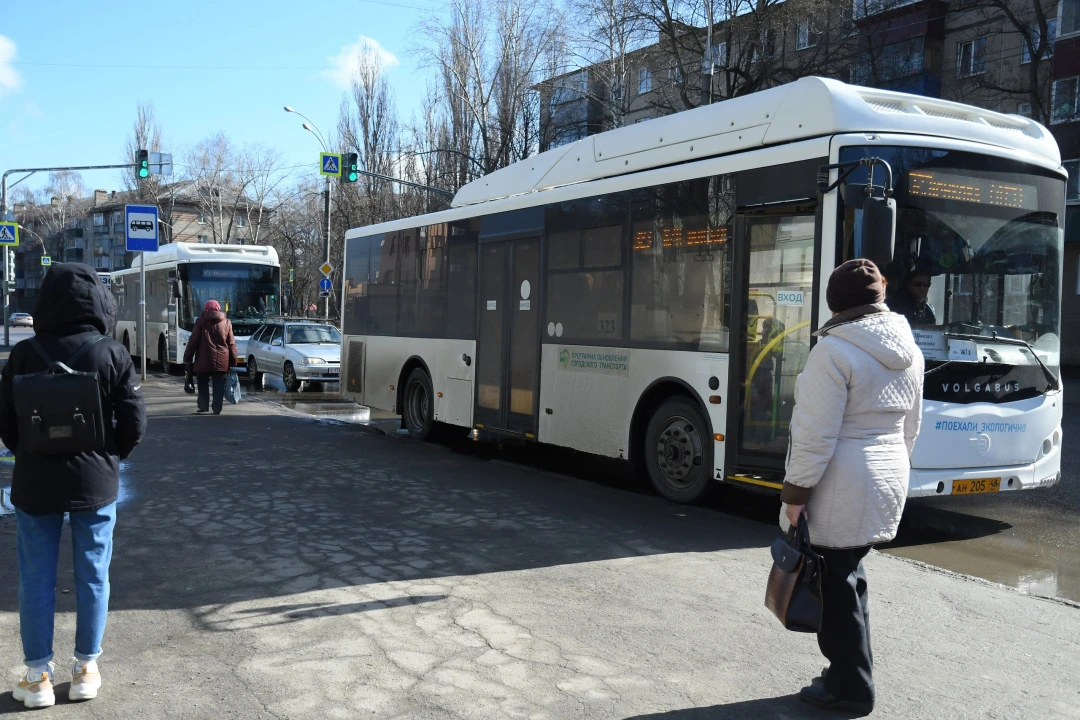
110, 242, 281, 374
340, 77, 1064, 504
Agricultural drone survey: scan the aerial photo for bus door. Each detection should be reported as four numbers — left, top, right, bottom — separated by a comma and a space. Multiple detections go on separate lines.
475, 237, 542, 436
728, 207, 818, 476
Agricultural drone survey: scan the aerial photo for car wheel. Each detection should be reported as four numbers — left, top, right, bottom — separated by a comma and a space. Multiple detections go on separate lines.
283, 362, 301, 393
248, 357, 263, 390
643, 397, 714, 504
403, 368, 435, 440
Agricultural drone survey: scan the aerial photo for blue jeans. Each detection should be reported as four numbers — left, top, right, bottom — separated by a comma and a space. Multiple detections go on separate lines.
16, 503, 116, 667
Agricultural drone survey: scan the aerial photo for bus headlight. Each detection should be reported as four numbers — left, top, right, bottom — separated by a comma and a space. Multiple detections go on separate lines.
303, 357, 327, 365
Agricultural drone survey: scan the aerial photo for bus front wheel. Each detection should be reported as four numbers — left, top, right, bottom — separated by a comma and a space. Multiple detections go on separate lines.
158, 336, 175, 375
643, 398, 713, 504
403, 368, 435, 440
122, 331, 132, 358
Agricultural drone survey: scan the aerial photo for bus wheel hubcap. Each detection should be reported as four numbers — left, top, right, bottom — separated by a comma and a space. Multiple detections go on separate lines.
407, 382, 428, 430
655, 416, 700, 487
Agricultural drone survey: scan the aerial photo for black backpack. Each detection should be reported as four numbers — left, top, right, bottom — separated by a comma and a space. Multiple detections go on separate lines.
13, 335, 107, 455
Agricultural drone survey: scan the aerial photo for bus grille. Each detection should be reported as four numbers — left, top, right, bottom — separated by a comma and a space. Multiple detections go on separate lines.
346, 341, 366, 393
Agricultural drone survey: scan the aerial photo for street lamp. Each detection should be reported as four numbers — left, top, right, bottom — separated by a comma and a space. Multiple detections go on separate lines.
284, 105, 332, 319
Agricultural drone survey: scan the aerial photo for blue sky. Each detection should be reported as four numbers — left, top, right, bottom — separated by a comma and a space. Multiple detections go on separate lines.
0, 0, 440, 196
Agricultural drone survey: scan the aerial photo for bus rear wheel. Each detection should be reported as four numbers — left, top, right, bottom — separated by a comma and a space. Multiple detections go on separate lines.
403, 368, 435, 441
643, 398, 713, 504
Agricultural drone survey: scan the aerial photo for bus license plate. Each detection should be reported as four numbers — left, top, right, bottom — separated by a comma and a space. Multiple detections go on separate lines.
952, 478, 1001, 495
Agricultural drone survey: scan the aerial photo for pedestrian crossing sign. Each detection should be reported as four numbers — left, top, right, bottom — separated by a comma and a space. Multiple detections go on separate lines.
320, 153, 342, 178
0, 222, 18, 247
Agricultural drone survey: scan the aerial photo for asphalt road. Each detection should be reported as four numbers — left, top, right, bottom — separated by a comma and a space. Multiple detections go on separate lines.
251, 373, 1080, 604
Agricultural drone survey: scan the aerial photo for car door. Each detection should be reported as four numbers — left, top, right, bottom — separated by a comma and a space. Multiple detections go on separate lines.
267, 325, 285, 375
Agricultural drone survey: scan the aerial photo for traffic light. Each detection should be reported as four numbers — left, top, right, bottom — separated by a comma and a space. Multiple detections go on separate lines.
344, 153, 359, 183
136, 149, 149, 179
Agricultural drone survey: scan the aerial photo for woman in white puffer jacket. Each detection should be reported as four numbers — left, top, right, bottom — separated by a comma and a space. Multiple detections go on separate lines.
781, 259, 924, 715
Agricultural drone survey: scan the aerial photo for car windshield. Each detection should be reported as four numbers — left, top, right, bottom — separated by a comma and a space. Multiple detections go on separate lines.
286, 325, 340, 344
838, 146, 1064, 374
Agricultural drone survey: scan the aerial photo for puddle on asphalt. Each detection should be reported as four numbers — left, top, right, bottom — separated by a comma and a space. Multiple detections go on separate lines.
278, 400, 371, 424
882, 529, 1080, 603
243, 376, 375, 424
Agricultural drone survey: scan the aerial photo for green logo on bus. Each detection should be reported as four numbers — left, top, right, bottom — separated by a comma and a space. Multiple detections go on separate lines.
559, 348, 570, 367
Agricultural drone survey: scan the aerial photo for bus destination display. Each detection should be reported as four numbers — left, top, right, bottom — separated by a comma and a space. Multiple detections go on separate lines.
908, 170, 1037, 210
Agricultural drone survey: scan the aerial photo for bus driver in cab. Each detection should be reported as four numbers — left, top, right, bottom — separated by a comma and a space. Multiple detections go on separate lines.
888, 269, 937, 326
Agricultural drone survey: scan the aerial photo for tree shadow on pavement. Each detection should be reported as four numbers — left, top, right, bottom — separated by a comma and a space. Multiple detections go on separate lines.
623, 694, 859, 719
0, 405, 774, 622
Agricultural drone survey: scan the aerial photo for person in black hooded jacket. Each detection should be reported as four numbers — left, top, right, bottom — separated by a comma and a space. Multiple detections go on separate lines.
0, 262, 145, 708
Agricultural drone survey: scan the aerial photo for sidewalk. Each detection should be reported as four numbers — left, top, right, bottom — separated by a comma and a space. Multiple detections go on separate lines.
0, 376, 1076, 718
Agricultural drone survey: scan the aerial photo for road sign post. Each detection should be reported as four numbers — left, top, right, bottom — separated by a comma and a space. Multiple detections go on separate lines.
0, 221, 18, 348
126, 204, 160, 381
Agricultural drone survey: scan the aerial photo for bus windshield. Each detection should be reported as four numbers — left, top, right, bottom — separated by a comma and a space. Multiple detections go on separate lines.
839, 146, 1064, 382
180, 262, 280, 336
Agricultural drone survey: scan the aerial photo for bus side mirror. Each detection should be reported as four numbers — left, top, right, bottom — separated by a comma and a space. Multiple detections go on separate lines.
170, 281, 180, 300
860, 196, 896, 269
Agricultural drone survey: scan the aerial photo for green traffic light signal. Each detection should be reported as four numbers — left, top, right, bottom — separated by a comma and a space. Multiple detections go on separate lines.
137, 149, 149, 179
345, 152, 359, 183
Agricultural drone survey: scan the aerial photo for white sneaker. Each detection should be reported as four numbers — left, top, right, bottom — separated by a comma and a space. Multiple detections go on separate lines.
69, 658, 101, 701
13, 662, 56, 708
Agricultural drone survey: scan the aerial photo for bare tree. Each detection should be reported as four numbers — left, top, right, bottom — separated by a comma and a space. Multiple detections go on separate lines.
123, 101, 165, 197
180, 134, 286, 245
559, 0, 653, 130
415, 0, 562, 187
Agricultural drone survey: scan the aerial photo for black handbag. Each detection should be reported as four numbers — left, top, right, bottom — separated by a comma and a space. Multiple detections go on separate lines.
764, 515, 826, 633
184, 363, 196, 395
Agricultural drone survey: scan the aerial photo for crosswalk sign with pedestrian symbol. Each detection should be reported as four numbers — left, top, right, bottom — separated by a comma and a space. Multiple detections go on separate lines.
320, 153, 342, 178
0, 222, 18, 247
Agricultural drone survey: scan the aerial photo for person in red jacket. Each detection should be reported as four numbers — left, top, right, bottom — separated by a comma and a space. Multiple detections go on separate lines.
182, 300, 238, 414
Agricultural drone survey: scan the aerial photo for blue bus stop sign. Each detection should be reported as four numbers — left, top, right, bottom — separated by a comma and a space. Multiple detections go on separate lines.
125, 204, 159, 252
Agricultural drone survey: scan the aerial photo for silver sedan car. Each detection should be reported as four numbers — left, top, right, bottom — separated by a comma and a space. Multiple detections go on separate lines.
8, 313, 33, 327
245, 320, 341, 392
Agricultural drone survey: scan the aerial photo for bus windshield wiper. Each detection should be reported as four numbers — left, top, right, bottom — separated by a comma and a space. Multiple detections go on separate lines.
943, 332, 1060, 391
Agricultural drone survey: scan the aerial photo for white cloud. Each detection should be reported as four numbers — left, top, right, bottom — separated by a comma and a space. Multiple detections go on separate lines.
0, 36, 23, 101
323, 35, 399, 90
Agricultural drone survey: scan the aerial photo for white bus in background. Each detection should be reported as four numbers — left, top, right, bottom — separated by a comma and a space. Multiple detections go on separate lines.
340, 77, 1064, 504
109, 243, 280, 374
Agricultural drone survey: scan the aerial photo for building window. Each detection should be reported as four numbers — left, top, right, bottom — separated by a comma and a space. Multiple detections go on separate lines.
577, 69, 588, 95
197, 213, 207, 225
1022, 20, 1056, 63
197, 235, 209, 244
957, 37, 987, 77
236, 214, 246, 228
797, 18, 819, 50
762, 28, 777, 57
1064, 159, 1080, 201
669, 65, 683, 84
93, 213, 104, 227
1052, 76, 1080, 122
711, 42, 727, 66
638, 68, 652, 94
1062, 0, 1080, 37
1017, 102, 1033, 117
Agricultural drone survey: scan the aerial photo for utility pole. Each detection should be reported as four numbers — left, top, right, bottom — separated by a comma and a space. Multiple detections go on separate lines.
700, 0, 716, 106
1, 162, 140, 347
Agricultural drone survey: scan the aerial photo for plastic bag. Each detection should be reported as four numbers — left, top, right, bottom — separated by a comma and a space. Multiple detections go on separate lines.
224, 371, 241, 405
